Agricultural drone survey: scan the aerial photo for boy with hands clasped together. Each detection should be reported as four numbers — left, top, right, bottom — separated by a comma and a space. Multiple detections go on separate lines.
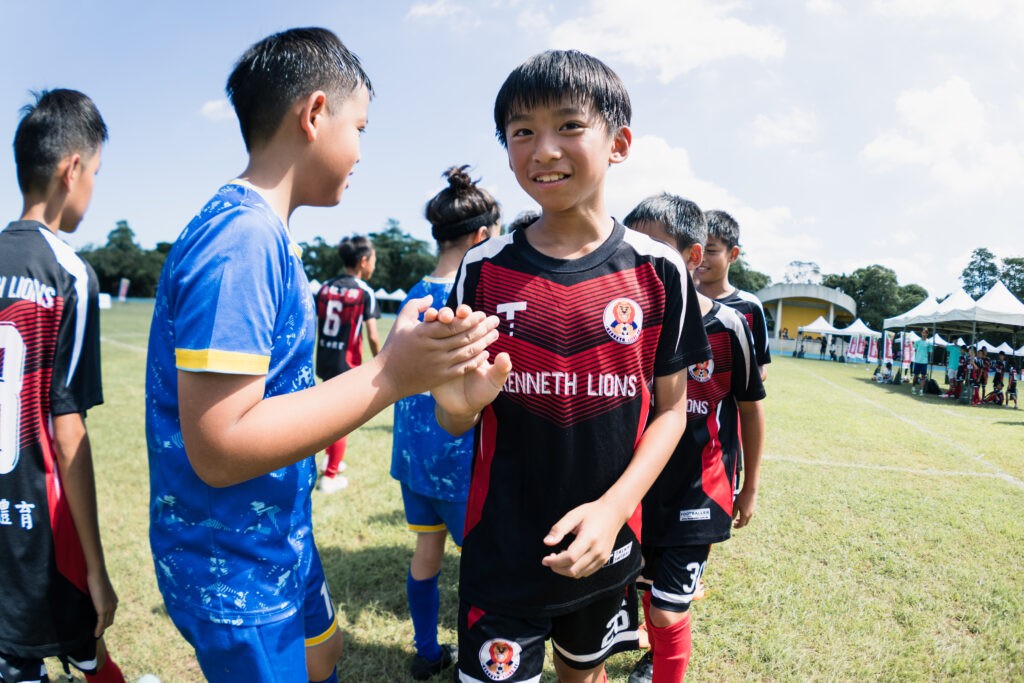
434, 50, 709, 683
145, 28, 499, 683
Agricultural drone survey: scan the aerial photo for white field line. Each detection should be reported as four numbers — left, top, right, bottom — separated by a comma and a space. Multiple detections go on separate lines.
786, 362, 1024, 491
766, 454, 1024, 491
101, 336, 147, 353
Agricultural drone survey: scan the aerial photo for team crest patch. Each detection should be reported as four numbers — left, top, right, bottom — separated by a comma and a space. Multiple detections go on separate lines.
688, 358, 715, 382
603, 298, 643, 344
479, 638, 522, 681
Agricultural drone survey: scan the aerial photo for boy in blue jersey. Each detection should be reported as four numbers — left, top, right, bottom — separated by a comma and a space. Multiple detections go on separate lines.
624, 194, 765, 683
145, 29, 500, 683
434, 51, 708, 683
391, 165, 502, 680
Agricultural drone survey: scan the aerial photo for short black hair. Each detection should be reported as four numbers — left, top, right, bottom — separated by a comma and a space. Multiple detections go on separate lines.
623, 193, 706, 251
493, 50, 630, 147
507, 210, 540, 233
704, 210, 741, 250
227, 27, 373, 152
338, 235, 374, 269
13, 89, 107, 195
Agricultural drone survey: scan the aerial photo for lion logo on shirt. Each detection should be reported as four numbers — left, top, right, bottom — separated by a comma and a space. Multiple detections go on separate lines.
688, 358, 715, 382
603, 298, 643, 345
479, 638, 522, 681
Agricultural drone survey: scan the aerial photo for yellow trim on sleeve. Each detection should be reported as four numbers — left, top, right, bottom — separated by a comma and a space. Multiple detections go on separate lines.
409, 523, 447, 534
305, 614, 339, 647
175, 348, 270, 375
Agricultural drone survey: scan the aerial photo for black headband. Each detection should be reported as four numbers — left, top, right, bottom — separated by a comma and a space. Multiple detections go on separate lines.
432, 208, 499, 242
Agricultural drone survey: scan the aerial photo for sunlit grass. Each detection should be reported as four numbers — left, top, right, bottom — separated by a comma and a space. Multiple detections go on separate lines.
51, 302, 1024, 681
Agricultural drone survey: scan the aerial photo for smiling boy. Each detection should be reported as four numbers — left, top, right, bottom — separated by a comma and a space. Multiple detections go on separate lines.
434, 50, 709, 683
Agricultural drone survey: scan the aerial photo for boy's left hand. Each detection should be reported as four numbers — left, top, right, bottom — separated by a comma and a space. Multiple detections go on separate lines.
541, 501, 621, 578
733, 487, 757, 528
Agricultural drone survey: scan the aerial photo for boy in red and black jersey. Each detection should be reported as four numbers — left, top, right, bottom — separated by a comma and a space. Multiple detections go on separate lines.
1, 91, 125, 682
624, 194, 765, 683
435, 51, 709, 683
695, 210, 771, 381
314, 235, 381, 492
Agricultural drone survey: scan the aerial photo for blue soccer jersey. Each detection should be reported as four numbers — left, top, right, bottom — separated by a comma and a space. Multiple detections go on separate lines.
145, 182, 318, 625
390, 276, 473, 502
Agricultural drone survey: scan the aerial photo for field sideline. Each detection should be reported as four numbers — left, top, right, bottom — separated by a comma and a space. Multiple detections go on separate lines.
56, 302, 1024, 681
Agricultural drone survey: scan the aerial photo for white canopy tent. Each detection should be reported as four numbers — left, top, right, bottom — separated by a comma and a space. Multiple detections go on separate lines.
836, 318, 881, 337
883, 297, 939, 329
1016, 344, 1024, 358
798, 316, 843, 336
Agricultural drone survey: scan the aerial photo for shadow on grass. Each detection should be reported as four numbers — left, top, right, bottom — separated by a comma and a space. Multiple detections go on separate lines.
321, 543, 460, 626
366, 508, 406, 526
359, 423, 394, 436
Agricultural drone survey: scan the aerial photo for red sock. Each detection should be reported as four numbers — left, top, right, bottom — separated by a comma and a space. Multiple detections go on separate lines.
85, 656, 125, 683
649, 612, 692, 683
642, 590, 654, 651
324, 436, 347, 477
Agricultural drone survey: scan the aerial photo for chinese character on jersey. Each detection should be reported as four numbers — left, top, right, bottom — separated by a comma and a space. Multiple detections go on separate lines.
15, 501, 35, 530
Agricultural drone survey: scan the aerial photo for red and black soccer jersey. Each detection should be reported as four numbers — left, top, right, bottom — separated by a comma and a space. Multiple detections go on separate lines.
643, 301, 765, 547
314, 274, 379, 380
0, 220, 103, 658
717, 288, 771, 367
449, 222, 710, 618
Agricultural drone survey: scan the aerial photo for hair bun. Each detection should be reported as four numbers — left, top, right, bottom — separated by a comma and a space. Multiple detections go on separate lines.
444, 165, 474, 193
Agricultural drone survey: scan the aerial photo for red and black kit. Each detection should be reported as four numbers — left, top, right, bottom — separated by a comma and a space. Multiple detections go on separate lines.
449, 222, 710, 618
314, 274, 379, 379
0, 221, 103, 658
642, 301, 765, 547
716, 288, 771, 368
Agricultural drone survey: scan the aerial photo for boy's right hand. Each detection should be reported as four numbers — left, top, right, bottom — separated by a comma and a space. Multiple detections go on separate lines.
378, 297, 501, 399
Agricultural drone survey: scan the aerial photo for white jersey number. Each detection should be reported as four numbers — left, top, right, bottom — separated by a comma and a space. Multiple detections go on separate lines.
322, 299, 344, 338
0, 322, 26, 475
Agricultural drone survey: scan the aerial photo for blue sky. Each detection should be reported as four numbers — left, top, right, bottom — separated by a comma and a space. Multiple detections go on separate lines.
2, 0, 1022, 298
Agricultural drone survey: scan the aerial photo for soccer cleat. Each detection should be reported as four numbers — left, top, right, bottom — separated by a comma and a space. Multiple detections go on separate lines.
411, 643, 457, 680
317, 474, 349, 493
627, 651, 654, 683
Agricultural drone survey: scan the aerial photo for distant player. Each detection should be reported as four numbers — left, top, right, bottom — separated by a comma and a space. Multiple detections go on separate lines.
144, 28, 500, 682
624, 194, 765, 682
434, 51, 710, 683
1, 90, 126, 683
694, 210, 770, 381
390, 165, 501, 680
315, 235, 381, 492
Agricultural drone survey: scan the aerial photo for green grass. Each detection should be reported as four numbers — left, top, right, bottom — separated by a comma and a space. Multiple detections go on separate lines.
52, 302, 1024, 681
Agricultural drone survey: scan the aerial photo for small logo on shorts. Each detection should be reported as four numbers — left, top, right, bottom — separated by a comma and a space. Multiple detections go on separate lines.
479, 638, 522, 681
688, 358, 715, 382
603, 298, 643, 344
679, 508, 711, 521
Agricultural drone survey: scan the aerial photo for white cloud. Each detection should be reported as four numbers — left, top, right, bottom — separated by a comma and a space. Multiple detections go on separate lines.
199, 99, 234, 122
537, 0, 785, 83
606, 134, 813, 280
406, 0, 482, 28
806, 0, 844, 16
861, 76, 1024, 195
752, 106, 820, 147
872, 0, 1006, 21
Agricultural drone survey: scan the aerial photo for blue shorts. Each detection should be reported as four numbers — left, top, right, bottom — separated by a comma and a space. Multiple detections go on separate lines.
401, 482, 467, 546
913, 362, 928, 377
168, 546, 338, 683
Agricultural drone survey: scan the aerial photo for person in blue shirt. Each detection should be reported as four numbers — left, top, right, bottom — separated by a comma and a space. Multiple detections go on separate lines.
912, 328, 934, 396
145, 29, 500, 683
390, 165, 501, 680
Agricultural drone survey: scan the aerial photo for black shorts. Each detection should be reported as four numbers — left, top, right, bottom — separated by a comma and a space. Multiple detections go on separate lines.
457, 587, 639, 681
913, 362, 928, 377
0, 640, 98, 682
637, 544, 712, 613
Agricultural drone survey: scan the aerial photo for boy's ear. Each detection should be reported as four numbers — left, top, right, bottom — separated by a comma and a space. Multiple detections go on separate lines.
299, 91, 329, 142
727, 245, 741, 263
608, 125, 632, 165
689, 243, 705, 270
61, 153, 83, 191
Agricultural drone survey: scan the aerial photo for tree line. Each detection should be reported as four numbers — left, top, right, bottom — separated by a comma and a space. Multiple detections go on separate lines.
76, 220, 1018, 334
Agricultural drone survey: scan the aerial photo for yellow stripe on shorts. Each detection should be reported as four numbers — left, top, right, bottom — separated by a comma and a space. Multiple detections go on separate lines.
305, 614, 339, 647
409, 523, 447, 533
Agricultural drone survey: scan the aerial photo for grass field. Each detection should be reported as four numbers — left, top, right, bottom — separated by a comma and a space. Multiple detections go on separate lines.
56, 301, 1024, 681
